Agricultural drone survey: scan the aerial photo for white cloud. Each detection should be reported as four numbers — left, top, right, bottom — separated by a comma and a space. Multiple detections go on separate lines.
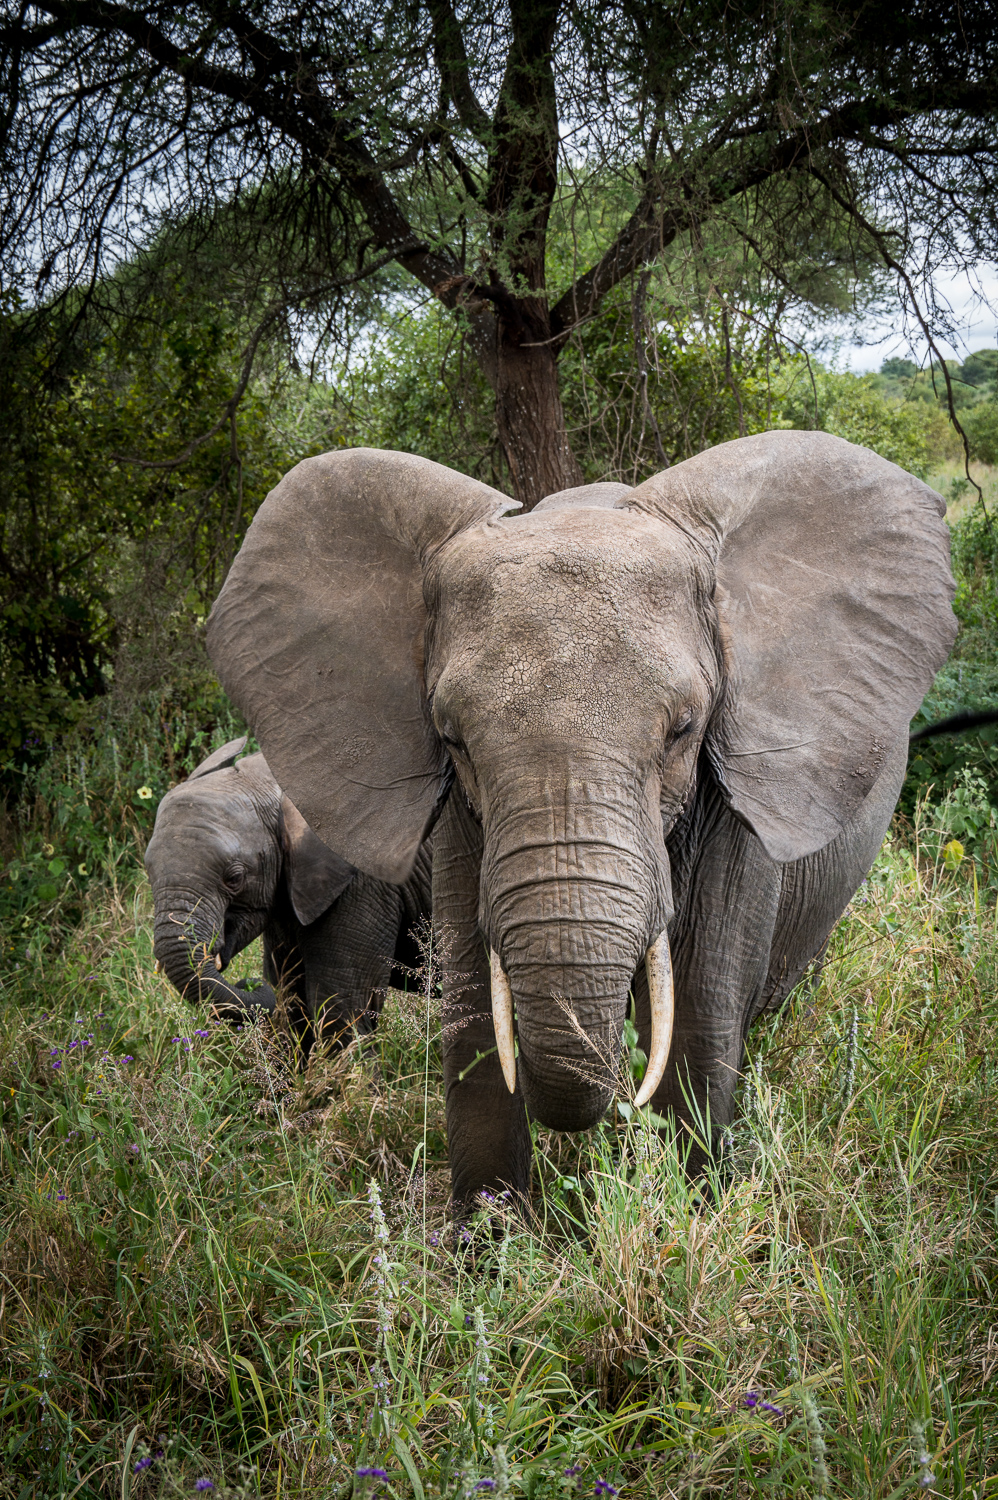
837, 265, 998, 372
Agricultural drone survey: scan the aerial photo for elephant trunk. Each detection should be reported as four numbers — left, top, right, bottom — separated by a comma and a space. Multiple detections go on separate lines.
153, 891, 275, 1017
482, 779, 671, 1132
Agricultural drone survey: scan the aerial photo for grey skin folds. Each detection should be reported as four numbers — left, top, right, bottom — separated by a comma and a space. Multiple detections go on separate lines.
144, 739, 431, 1060
205, 436, 957, 1212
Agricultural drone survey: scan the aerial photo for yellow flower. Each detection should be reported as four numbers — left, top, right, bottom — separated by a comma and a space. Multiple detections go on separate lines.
43, 843, 55, 857
77, 863, 88, 876
137, 786, 154, 801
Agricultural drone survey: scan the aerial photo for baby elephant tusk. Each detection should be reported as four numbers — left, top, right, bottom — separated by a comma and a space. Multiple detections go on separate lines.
634, 928, 675, 1109
214, 953, 223, 971
153, 958, 161, 975
490, 949, 517, 1094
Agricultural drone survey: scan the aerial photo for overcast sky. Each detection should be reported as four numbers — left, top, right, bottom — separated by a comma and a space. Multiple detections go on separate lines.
840, 265, 998, 372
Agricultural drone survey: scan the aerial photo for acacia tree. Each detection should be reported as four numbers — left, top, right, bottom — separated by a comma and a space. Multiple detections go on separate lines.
2, 0, 997, 507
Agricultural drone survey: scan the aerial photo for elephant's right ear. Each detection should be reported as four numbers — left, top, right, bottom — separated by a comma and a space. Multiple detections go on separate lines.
187, 735, 248, 780
206, 449, 513, 881
280, 796, 356, 926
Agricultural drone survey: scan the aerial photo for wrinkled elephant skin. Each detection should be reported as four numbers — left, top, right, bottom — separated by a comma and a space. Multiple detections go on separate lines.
205, 435, 957, 1210
144, 741, 430, 1061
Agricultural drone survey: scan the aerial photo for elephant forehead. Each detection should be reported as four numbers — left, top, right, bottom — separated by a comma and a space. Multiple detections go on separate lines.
437, 509, 700, 625
432, 522, 709, 744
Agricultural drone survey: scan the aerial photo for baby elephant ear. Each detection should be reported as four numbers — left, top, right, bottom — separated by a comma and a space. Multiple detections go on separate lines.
281, 796, 356, 927
626, 430, 957, 862
187, 735, 248, 780
207, 448, 512, 881
534, 481, 633, 512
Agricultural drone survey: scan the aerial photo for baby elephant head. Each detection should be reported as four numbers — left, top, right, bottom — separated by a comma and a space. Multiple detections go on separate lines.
206, 437, 955, 1130
144, 740, 354, 1010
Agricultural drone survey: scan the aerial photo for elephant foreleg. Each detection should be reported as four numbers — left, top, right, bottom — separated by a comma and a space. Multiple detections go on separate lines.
297, 874, 404, 1046
263, 921, 314, 1061
434, 791, 532, 1219
636, 782, 782, 1172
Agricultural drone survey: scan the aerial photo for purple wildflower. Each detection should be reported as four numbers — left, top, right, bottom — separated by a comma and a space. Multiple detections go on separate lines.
56, 1192, 66, 1201
133, 1456, 153, 1472
194, 1483, 214, 1493
122, 1055, 134, 1063
355, 1467, 390, 1482
743, 1391, 783, 1416
474, 1483, 497, 1493
194, 1029, 210, 1038
594, 1484, 619, 1498
129, 1144, 139, 1154
565, 1466, 583, 1476
52, 1060, 61, 1069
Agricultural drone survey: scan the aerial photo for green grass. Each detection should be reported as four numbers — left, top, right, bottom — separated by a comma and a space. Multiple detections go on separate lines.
3, 488, 998, 1499
2, 790, 997, 1500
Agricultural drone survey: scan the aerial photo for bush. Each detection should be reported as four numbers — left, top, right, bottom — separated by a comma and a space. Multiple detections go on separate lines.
776, 361, 961, 476
964, 400, 998, 465
1, 676, 246, 970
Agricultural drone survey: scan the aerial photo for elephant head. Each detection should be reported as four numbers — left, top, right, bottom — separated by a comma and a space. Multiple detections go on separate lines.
206, 437, 955, 1129
144, 739, 354, 1011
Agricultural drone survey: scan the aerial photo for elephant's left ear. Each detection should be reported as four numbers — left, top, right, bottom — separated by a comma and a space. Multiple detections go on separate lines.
624, 430, 958, 862
280, 796, 356, 927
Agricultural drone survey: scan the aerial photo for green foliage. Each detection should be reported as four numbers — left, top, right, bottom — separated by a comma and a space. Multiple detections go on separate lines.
1, 681, 246, 969
775, 360, 960, 477
1, 805, 997, 1495
0, 277, 297, 766
561, 289, 775, 479
904, 504, 998, 826
962, 400, 998, 466
338, 306, 502, 488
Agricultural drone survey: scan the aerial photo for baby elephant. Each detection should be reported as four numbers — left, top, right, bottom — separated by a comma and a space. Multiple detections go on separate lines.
144, 736, 431, 1059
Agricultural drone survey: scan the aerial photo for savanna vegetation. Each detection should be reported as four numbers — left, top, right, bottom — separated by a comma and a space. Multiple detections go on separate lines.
3, 310, 998, 1493
4, 2, 998, 1495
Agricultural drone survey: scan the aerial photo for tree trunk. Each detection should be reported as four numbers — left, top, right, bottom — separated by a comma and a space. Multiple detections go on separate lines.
495, 337, 582, 509
485, 291, 582, 509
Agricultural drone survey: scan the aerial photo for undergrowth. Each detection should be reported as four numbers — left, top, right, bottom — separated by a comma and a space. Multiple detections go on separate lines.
3, 498, 998, 1497
1, 788, 997, 1498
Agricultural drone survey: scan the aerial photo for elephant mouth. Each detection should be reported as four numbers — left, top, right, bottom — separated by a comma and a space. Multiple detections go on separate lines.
489, 930, 675, 1118
215, 906, 269, 969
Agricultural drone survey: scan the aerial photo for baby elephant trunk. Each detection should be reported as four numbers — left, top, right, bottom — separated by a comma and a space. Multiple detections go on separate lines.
153, 895, 276, 1018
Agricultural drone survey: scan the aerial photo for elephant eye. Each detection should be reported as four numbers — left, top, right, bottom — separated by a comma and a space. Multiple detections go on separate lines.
670, 708, 694, 741
440, 728, 466, 754
223, 863, 245, 893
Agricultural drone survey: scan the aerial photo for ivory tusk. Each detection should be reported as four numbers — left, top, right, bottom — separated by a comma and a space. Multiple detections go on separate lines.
214, 952, 223, 971
154, 958, 161, 974
490, 949, 517, 1094
633, 928, 674, 1108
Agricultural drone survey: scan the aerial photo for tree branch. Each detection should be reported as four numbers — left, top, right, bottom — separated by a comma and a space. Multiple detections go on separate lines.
26, 0, 462, 296
549, 81, 998, 346
426, 0, 490, 141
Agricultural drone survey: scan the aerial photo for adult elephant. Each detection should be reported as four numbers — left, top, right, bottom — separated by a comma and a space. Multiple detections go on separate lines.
145, 737, 431, 1060
206, 434, 956, 1211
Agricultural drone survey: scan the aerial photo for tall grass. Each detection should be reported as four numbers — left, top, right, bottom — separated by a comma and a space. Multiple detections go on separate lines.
1, 780, 996, 1499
